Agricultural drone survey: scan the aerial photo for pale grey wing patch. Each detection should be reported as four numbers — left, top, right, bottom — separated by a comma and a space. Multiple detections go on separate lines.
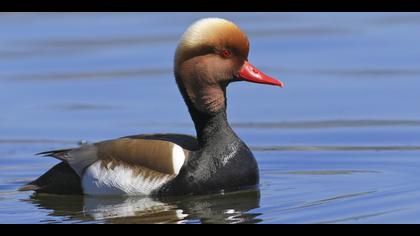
65, 144, 99, 177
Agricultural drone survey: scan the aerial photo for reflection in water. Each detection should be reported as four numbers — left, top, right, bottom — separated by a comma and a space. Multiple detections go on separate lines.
84, 196, 184, 224
24, 189, 261, 224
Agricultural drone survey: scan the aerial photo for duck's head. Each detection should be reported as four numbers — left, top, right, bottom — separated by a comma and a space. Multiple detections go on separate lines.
174, 18, 283, 115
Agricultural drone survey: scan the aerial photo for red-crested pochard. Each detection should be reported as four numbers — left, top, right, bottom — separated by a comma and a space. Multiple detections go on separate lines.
20, 18, 283, 196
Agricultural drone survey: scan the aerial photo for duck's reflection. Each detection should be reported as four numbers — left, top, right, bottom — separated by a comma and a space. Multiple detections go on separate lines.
25, 189, 262, 224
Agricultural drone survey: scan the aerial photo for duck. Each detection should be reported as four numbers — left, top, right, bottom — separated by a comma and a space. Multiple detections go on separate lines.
19, 18, 284, 196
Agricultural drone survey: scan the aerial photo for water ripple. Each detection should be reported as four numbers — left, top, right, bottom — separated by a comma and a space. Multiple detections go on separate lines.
282, 170, 380, 175
9, 68, 171, 81
232, 119, 420, 129
316, 209, 405, 224
251, 145, 420, 152
0, 139, 78, 145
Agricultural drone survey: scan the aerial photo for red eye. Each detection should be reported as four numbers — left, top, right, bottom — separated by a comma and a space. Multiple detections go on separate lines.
222, 50, 231, 57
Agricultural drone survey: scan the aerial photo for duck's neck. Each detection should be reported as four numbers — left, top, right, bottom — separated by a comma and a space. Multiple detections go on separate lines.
178, 83, 238, 147
176, 76, 238, 148
189, 108, 237, 147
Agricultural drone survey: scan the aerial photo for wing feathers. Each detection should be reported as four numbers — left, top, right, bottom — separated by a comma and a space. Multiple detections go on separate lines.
96, 138, 187, 175
36, 136, 190, 180
37, 145, 99, 177
36, 148, 73, 162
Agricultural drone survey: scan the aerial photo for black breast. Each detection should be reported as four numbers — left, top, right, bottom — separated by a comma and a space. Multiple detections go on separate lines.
157, 110, 259, 196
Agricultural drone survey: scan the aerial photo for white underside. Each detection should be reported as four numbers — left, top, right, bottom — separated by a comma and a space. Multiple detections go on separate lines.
82, 161, 174, 196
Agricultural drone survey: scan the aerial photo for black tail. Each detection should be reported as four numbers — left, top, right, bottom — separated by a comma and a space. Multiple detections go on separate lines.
36, 148, 73, 162
19, 162, 83, 195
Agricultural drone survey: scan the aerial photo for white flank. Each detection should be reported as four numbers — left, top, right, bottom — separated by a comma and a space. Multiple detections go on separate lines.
82, 161, 174, 196
172, 144, 186, 175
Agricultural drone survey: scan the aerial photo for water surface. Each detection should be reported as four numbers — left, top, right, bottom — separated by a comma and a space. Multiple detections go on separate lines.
1, 13, 420, 224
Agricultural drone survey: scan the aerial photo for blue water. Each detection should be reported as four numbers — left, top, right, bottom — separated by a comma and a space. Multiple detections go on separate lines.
1, 12, 420, 224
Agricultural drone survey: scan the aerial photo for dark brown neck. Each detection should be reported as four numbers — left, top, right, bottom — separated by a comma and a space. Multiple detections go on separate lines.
176, 78, 237, 147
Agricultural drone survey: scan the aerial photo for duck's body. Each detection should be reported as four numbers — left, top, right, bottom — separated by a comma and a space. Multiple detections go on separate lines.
20, 18, 282, 196
25, 111, 258, 196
